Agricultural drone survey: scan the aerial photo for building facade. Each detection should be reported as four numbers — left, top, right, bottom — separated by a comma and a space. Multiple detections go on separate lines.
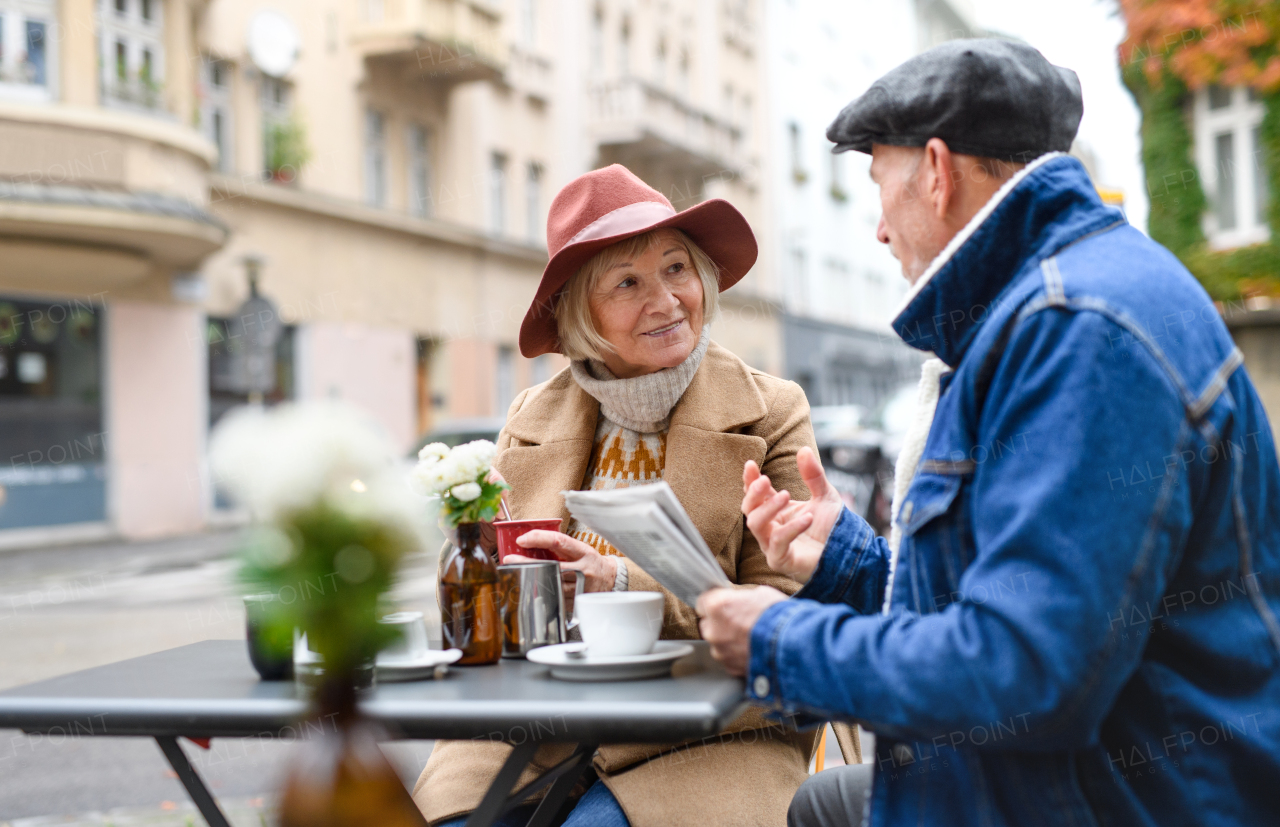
0, 0, 776, 544
1187, 83, 1278, 438
761, 0, 976, 411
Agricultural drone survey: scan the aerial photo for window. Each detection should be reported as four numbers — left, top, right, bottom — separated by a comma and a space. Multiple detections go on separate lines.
0, 295, 106, 529
830, 152, 848, 203
98, 0, 165, 112
201, 58, 234, 173
365, 109, 387, 207
653, 38, 666, 86
789, 246, 808, 312
723, 84, 734, 126
677, 48, 689, 97
261, 77, 299, 182
531, 354, 553, 385
619, 18, 630, 77
495, 345, 515, 415
740, 94, 752, 147
526, 161, 542, 244
0, 0, 56, 101
1254, 124, 1269, 227
789, 122, 807, 184
408, 124, 432, 217
1214, 132, 1236, 231
590, 8, 603, 74
1196, 86, 1269, 248
490, 152, 508, 235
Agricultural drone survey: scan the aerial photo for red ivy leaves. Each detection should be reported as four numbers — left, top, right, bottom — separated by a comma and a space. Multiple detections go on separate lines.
1118, 0, 1280, 91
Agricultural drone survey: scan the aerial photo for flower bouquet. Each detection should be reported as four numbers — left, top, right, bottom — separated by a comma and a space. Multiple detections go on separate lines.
410, 439, 508, 526
210, 401, 428, 827
410, 440, 507, 664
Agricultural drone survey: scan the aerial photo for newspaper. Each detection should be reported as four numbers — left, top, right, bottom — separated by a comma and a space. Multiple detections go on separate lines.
562, 482, 731, 607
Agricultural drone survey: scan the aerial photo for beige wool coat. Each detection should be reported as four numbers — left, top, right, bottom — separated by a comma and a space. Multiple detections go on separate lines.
413, 342, 860, 827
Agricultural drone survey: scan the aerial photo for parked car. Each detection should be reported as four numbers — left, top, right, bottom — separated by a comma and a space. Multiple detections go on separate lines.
812, 385, 918, 537
407, 417, 506, 459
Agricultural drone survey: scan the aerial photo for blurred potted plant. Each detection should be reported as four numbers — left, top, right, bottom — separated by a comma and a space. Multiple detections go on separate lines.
265, 114, 312, 184
210, 401, 428, 827
410, 441, 507, 665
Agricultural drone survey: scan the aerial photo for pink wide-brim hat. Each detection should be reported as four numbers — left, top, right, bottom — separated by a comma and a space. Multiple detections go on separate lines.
519, 164, 757, 357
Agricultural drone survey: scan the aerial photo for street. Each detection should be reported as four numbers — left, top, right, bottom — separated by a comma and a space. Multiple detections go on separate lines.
0, 531, 440, 825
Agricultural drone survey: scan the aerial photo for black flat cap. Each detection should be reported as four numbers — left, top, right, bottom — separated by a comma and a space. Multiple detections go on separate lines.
827, 39, 1083, 162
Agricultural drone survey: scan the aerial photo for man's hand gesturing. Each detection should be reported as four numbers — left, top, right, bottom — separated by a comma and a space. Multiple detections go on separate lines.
742, 446, 844, 583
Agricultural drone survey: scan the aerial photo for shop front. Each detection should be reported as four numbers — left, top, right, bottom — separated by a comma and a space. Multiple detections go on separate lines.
0, 295, 106, 530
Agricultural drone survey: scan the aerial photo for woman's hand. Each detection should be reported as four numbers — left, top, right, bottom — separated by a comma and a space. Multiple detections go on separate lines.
742, 447, 844, 583
502, 531, 619, 612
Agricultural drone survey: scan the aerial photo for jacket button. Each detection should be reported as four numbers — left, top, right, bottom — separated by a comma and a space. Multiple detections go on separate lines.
892, 743, 915, 765
753, 675, 770, 698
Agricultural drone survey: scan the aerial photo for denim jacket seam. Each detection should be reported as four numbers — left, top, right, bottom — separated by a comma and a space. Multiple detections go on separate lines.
763, 600, 806, 707
1017, 295, 1195, 414
801, 507, 863, 605
1037, 426, 1188, 739
834, 510, 875, 604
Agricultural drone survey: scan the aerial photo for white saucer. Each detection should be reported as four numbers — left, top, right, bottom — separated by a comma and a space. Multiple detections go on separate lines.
376, 649, 463, 682
526, 641, 695, 682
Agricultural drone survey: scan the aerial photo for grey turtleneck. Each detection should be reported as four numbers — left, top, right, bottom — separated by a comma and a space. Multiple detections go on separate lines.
569, 327, 710, 433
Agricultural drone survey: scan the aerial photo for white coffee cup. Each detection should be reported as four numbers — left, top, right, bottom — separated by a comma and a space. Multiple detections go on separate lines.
379, 611, 430, 661
573, 592, 663, 657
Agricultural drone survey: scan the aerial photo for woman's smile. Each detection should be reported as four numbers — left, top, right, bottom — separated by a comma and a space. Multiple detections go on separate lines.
643, 319, 685, 337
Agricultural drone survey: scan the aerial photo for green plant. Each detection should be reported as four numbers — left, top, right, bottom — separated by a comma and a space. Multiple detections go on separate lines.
1119, 1, 1280, 299
265, 115, 312, 180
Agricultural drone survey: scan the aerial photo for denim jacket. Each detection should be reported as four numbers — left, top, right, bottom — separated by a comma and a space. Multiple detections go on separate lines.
748, 154, 1280, 826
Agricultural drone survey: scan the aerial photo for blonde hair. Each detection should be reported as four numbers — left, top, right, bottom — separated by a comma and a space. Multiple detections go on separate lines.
554, 228, 720, 362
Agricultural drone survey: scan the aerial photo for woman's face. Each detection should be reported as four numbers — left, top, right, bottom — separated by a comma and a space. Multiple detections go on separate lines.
589, 230, 704, 379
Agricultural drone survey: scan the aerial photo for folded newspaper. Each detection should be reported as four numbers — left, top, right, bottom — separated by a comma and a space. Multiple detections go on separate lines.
562, 482, 731, 607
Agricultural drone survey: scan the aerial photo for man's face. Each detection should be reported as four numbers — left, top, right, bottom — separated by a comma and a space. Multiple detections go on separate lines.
869, 144, 949, 285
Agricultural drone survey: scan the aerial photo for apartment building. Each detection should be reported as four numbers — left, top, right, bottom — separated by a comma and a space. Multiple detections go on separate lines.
1186, 83, 1279, 437
0, 0, 775, 543
762, 0, 976, 410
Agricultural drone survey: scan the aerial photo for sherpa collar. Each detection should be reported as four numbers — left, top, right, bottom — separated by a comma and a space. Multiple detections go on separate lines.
890, 153, 1123, 367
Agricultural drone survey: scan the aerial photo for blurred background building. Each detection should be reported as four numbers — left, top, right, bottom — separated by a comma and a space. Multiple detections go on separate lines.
0, 0, 1010, 546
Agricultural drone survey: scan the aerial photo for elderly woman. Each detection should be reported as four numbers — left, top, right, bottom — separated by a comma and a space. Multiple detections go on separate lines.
413, 165, 856, 827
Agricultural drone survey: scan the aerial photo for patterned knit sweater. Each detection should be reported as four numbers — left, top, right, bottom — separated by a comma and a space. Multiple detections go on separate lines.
565, 329, 709, 572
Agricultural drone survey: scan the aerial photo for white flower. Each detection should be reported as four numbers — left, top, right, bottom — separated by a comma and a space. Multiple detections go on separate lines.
418, 442, 449, 464
408, 439, 497, 498
450, 482, 482, 502
209, 401, 421, 542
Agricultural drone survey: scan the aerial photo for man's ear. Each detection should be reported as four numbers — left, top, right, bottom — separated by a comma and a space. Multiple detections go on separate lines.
922, 138, 955, 219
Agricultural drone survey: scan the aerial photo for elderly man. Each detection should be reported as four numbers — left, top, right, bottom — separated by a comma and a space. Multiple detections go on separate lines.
697, 39, 1280, 827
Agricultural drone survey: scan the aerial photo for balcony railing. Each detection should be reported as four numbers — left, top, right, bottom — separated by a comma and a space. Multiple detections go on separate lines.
101, 77, 167, 113
351, 0, 505, 85
587, 78, 743, 176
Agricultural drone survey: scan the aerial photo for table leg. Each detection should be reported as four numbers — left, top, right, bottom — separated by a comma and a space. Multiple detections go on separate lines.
464, 740, 538, 827
154, 736, 232, 827
523, 744, 598, 827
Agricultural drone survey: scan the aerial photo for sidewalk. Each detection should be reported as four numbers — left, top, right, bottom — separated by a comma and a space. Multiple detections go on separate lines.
1, 797, 271, 827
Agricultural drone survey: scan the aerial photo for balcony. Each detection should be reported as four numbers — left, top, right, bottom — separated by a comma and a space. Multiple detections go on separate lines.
586, 78, 743, 192
351, 0, 505, 86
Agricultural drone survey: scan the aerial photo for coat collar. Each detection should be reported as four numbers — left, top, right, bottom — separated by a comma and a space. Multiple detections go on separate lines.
891, 153, 1125, 367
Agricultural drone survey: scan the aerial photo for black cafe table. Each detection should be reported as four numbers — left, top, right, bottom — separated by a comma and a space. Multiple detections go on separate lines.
0, 640, 749, 827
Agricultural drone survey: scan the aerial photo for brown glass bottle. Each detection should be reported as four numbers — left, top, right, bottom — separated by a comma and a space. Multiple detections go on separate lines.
279, 680, 428, 827
439, 521, 501, 665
